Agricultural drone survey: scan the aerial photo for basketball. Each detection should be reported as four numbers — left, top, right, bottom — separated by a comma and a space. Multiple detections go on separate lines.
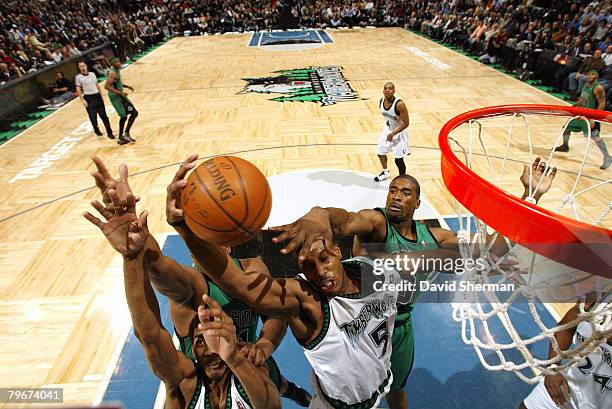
180, 156, 272, 246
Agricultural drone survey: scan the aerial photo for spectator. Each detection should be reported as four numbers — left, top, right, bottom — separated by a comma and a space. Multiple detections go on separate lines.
66, 41, 81, 57
593, 19, 609, 42
0, 63, 12, 84
568, 49, 606, 96
23, 29, 49, 53
41, 71, 75, 108
603, 44, 612, 66
479, 37, 502, 64
7, 62, 24, 79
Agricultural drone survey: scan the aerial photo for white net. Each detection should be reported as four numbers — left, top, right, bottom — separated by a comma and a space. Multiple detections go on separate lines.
444, 107, 612, 383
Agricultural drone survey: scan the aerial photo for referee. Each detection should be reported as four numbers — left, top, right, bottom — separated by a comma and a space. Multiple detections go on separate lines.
75, 61, 114, 139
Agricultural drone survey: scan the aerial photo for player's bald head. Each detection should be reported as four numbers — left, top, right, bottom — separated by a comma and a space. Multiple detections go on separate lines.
384, 82, 395, 89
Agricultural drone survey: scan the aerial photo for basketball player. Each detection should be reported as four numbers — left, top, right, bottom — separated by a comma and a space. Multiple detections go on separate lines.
83, 196, 281, 409
105, 57, 138, 145
374, 82, 410, 182
554, 70, 611, 170
88, 156, 312, 407
165, 155, 406, 409
75, 61, 114, 139
271, 157, 557, 409
519, 293, 611, 409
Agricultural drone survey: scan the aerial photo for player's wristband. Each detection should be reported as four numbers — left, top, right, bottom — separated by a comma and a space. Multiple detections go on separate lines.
167, 219, 187, 228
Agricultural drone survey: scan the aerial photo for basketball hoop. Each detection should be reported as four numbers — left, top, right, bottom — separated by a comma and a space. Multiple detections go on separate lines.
439, 104, 611, 383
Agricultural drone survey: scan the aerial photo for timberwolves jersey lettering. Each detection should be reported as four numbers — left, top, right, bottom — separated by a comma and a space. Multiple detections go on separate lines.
300, 256, 400, 409
188, 364, 253, 409
524, 295, 612, 409
564, 299, 612, 408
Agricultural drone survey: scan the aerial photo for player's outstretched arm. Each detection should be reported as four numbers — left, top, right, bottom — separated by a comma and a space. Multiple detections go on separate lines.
432, 157, 557, 254
247, 316, 287, 365
198, 295, 281, 409
538, 299, 589, 407
89, 157, 206, 306
123, 247, 194, 387
239, 258, 288, 364
271, 206, 387, 259
166, 155, 303, 318
83, 198, 193, 387
142, 235, 208, 307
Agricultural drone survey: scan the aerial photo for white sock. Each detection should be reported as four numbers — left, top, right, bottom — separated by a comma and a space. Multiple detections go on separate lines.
383, 168, 389, 173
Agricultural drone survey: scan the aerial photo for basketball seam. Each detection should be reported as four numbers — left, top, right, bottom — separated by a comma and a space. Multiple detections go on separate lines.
226, 156, 250, 225
220, 183, 271, 245
192, 160, 254, 238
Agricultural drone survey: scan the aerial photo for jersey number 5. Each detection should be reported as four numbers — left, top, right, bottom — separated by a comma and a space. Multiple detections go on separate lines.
369, 320, 390, 359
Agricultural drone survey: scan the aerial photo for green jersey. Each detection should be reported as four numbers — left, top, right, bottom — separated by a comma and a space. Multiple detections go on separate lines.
569, 82, 599, 133
178, 258, 259, 360
376, 207, 439, 324
110, 67, 123, 93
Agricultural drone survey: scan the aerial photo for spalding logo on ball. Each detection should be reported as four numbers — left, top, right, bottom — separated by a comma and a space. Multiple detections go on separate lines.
181, 156, 272, 246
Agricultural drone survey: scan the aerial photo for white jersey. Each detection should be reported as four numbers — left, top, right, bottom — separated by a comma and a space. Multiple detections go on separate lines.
300, 256, 401, 408
380, 97, 403, 132
189, 369, 253, 409
564, 299, 612, 409
524, 295, 612, 409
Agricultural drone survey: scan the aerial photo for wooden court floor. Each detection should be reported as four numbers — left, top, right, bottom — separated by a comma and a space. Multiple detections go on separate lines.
0, 28, 609, 407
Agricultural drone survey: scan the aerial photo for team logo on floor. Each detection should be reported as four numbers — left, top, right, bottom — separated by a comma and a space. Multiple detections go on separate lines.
239, 66, 360, 106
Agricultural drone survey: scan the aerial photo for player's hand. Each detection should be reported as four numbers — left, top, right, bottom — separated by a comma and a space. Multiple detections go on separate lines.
166, 154, 198, 225
239, 342, 268, 367
487, 254, 526, 276
198, 295, 239, 363
543, 373, 570, 407
91, 157, 140, 209
82, 100, 88, 108
386, 133, 394, 142
270, 208, 334, 260
127, 86, 134, 91
83, 190, 149, 258
121, 91, 128, 97
521, 157, 557, 202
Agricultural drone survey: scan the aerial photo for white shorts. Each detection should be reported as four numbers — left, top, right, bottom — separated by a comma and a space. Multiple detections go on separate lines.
376, 127, 410, 158
523, 379, 579, 409
309, 372, 386, 409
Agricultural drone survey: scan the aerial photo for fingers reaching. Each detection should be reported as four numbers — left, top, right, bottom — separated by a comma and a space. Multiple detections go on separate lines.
108, 188, 123, 212
172, 154, 198, 184
138, 210, 149, 232
83, 211, 104, 229
92, 155, 112, 181
91, 200, 114, 220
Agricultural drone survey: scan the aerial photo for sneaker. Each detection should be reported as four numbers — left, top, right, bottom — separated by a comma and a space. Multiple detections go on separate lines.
117, 135, 130, 145
374, 170, 390, 182
125, 133, 136, 143
94, 128, 103, 136
106, 134, 116, 140
554, 144, 569, 152
601, 156, 612, 170
281, 381, 312, 407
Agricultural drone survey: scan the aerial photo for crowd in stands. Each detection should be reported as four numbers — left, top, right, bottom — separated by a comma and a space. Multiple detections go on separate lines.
402, 0, 612, 107
1, 1, 611, 107
0, 0, 167, 84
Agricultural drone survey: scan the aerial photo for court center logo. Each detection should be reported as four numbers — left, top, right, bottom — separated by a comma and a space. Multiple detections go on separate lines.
239, 66, 360, 106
